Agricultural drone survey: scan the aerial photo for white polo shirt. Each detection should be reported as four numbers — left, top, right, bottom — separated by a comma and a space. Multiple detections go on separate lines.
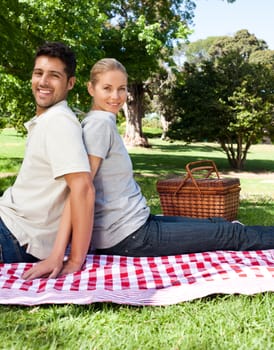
0, 101, 90, 259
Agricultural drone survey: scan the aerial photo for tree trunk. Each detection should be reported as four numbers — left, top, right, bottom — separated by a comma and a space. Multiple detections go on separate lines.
123, 82, 149, 147
219, 136, 251, 170
160, 114, 171, 140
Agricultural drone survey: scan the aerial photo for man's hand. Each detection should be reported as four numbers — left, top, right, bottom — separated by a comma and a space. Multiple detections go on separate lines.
21, 256, 64, 280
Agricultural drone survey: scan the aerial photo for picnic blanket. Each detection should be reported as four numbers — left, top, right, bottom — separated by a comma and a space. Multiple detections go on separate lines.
0, 250, 274, 306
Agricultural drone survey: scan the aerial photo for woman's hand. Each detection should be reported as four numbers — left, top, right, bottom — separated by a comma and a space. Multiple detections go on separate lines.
59, 258, 84, 276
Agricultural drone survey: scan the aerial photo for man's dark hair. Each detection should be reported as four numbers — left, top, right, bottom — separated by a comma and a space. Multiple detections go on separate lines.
35, 42, 76, 78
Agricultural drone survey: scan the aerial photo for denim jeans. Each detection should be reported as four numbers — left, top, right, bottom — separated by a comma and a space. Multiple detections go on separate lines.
0, 218, 38, 263
96, 214, 274, 257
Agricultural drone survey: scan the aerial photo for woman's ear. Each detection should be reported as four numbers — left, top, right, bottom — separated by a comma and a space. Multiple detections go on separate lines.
87, 81, 94, 97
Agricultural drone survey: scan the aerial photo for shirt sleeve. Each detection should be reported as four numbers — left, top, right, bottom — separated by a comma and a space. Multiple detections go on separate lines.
83, 118, 113, 160
45, 113, 90, 178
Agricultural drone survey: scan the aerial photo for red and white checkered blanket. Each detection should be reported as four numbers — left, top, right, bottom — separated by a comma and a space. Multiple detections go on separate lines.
0, 250, 274, 306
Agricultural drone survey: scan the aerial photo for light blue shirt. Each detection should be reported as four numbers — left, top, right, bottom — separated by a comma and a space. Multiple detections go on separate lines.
82, 110, 150, 249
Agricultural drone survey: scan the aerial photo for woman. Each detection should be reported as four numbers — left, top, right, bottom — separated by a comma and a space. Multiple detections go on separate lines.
82, 58, 274, 257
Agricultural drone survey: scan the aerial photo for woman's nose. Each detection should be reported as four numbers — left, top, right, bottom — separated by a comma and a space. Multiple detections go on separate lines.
111, 90, 119, 99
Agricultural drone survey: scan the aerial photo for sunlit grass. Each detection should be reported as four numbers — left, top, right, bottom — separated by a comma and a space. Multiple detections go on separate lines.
0, 128, 273, 350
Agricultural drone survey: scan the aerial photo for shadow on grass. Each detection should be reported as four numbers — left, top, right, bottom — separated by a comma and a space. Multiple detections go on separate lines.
143, 131, 162, 139
130, 152, 274, 175
151, 142, 221, 154
131, 153, 226, 176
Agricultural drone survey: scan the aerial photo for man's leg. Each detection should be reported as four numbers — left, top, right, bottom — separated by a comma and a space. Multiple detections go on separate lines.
0, 218, 38, 263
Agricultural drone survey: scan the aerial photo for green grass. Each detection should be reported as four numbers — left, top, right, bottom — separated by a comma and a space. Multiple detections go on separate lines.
0, 128, 25, 175
1, 295, 273, 350
0, 129, 273, 350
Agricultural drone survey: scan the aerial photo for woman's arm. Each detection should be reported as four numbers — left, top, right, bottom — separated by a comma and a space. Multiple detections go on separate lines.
88, 154, 102, 180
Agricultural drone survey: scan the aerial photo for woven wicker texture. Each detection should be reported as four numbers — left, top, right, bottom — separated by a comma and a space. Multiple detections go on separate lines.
156, 160, 241, 221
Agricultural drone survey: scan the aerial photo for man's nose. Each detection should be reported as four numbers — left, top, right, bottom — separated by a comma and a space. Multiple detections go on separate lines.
39, 74, 49, 85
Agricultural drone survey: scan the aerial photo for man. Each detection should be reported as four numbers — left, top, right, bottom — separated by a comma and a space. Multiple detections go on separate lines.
0, 42, 94, 279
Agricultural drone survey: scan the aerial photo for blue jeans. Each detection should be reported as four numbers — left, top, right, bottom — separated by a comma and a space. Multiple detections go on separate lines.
0, 218, 38, 263
96, 215, 274, 257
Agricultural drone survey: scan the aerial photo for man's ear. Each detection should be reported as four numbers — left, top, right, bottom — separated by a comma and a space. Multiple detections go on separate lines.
68, 76, 76, 91
87, 81, 94, 97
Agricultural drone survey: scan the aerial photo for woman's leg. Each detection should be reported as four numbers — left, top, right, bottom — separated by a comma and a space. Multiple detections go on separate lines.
97, 215, 274, 257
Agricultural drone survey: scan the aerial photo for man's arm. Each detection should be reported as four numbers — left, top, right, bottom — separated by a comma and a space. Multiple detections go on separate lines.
61, 171, 95, 275
22, 172, 94, 280
22, 197, 73, 280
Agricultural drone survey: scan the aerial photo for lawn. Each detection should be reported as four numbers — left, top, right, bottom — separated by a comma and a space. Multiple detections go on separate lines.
0, 128, 273, 350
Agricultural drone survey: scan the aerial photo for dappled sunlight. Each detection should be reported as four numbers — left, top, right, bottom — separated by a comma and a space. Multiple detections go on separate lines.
238, 200, 274, 225
129, 140, 274, 176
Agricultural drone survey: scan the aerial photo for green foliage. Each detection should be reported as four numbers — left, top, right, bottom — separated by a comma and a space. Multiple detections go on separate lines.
208, 29, 268, 59
183, 36, 224, 64
0, 68, 33, 134
95, 0, 196, 145
166, 30, 274, 170
99, 0, 196, 82
250, 49, 274, 71
0, 0, 105, 130
0, 0, 37, 79
0, 0, 196, 134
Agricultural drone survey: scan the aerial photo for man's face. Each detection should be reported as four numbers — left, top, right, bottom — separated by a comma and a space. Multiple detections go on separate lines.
31, 55, 75, 116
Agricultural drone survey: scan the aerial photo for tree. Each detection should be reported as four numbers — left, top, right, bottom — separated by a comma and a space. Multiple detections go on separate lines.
0, 0, 39, 132
98, 0, 196, 146
166, 31, 274, 170
208, 29, 268, 59
0, 0, 196, 137
0, 0, 105, 133
0, 0, 237, 136
180, 36, 224, 64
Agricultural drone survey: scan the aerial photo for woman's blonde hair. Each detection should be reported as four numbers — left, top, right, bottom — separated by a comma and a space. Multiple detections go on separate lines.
89, 58, 128, 85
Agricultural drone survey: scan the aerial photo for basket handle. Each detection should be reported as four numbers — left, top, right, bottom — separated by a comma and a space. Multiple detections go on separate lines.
175, 160, 220, 195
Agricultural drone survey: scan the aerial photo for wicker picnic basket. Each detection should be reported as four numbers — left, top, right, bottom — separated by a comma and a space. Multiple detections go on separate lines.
156, 160, 241, 221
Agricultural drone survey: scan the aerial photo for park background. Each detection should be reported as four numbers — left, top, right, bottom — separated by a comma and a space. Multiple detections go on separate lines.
1, 0, 274, 349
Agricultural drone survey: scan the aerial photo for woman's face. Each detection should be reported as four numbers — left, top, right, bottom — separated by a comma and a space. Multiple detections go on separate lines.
88, 70, 128, 114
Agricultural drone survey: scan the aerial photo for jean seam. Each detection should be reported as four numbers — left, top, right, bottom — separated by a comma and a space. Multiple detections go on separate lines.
0, 245, 3, 263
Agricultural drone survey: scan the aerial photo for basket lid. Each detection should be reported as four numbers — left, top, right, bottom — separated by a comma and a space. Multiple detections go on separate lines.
157, 177, 240, 192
